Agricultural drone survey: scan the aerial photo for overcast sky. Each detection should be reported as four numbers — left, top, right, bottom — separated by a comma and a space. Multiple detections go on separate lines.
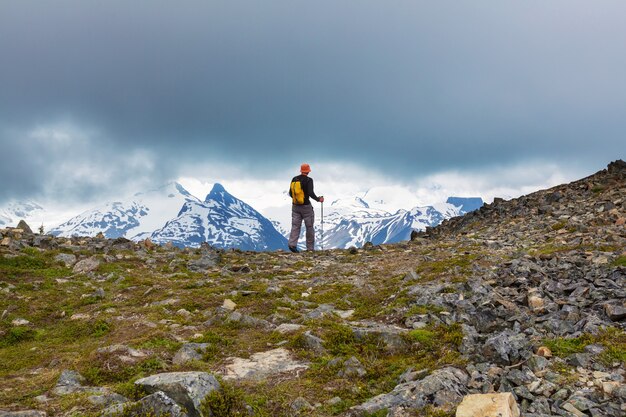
1, 1, 624, 209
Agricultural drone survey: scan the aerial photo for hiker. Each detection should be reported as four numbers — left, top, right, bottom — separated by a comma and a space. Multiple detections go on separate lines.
288, 163, 324, 252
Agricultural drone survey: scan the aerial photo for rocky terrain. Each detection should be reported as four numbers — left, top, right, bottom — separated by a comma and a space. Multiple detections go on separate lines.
0, 161, 624, 417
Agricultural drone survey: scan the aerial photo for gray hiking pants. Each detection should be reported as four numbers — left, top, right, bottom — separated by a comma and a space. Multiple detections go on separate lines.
289, 204, 315, 250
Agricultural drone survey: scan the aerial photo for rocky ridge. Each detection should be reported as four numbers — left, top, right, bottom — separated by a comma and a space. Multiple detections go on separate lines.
0, 161, 624, 416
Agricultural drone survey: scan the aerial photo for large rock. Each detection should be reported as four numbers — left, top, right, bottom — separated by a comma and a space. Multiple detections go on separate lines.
54, 253, 77, 267
350, 321, 409, 351
0, 412, 47, 417
604, 303, 626, 321
16, 220, 33, 234
455, 393, 520, 417
187, 252, 220, 272
349, 367, 469, 415
52, 370, 105, 396
482, 330, 531, 365
101, 391, 187, 417
223, 348, 309, 380
134, 372, 220, 417
73, 257, 101, 274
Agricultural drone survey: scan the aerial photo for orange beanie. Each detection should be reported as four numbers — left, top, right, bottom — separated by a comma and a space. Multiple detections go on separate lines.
300, 163, 311, 173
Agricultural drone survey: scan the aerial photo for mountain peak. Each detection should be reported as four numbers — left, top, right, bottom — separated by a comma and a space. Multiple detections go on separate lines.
445, 197, 484, 214
210, 183, 226, 194
205, 183, 230, 203
174, 182, 192, 197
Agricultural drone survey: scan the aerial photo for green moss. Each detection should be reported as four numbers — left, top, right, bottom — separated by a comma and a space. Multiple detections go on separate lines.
415, 253, 478, 282
408, 329, 435, 344
84, 357, 167, 386
91, 319, 112, 337
0, 254, 46, 269
613, 256, 626, 267
543, 335, 593, 357
551, 221, 567, 231
405, 304, 445, 316
544, 328, 625, 364
323, 323, 360, 356
407, 324, 463, 353
418, 406, 455, 417
113, 381, 148, 401
363, 410, 389, 417
597, 327, 626, 365
0, 251, 71, 279
0, 327, 37, 347
200, 383, 248, 417
137, 335, 182, 353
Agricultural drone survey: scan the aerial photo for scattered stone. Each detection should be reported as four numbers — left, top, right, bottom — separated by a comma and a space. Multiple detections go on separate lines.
326, 397, 343, 406
88, 392, 128, 407
275, 323, 304, 334
335, 309, 355, 319
291, 397, 314, 412
455, 393, 520, 417
527, 355, 550, 373
338, 356, 367, 378
134, 372, 220, 417
604, 303, 626, 321
226, 311, 273, 329
527, 289, 545, 313
93, 287, 106, 299
187, 252, 220, 272
52, 370, 105, 396
562, 402, 587, 417
229, 264, 251, 273
172, 343, 211, 365
96, 345, 147, 364
300, 331, 326, 354
222, 299, 237, 311
143, 238, 156, 250
11, 318, 30, 326
536, 346, 552, 357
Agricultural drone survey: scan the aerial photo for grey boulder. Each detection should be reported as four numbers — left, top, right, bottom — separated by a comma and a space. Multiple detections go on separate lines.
349, 367, 468, 415
134, 372, 220, 417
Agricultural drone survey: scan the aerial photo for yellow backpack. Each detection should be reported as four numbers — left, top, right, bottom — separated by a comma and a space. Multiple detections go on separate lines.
290, 179, 305, 205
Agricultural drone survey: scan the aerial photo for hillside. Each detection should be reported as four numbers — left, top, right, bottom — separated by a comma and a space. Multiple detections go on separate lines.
0, 161, 624, 417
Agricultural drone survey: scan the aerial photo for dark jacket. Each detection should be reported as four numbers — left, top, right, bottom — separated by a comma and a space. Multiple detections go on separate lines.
289, 174, 320, 205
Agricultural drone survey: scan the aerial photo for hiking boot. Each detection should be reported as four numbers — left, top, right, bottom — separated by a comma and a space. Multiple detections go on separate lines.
288, 246, 299, 253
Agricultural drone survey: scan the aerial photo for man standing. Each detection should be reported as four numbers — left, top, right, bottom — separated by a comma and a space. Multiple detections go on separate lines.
288, 163, 324, 252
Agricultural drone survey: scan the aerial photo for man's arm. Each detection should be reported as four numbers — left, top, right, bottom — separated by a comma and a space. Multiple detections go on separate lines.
307, 178, 320, 202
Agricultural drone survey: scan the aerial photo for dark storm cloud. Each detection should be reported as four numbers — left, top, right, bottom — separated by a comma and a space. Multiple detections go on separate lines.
1, 1, 625, 202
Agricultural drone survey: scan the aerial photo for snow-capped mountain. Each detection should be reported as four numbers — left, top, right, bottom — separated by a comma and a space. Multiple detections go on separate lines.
9, 179, 481, 251
290, 196, 483, 249
149, 184, 288, 251
50, 182, 196, 239
0, 201, 46, 228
